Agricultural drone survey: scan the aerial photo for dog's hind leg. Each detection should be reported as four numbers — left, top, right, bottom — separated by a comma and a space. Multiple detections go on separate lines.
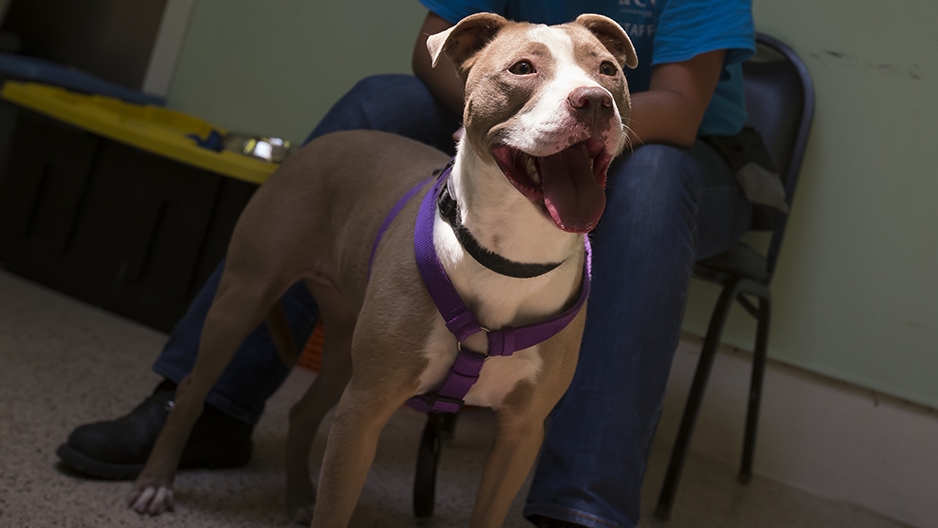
129, 255, 300, 515
285, 276, 357, 525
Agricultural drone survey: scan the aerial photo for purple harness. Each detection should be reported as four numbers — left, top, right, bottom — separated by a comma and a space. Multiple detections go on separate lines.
369, 164, 591, 413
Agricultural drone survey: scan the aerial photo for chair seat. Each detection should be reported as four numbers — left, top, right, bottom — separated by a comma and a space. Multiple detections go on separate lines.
695, 243, 768, 283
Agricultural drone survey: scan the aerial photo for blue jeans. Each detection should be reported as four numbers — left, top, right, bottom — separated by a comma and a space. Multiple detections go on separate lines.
153, 75, 751, 527
523, 141, 751, 527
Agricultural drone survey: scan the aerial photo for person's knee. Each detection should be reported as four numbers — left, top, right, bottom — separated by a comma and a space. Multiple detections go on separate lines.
345, 74, 419, 100
306, 75, 431, 143
606, 144, 699, 215
311, 73, 460, 151
623, 143, 691, 172
329, 74, 428, 129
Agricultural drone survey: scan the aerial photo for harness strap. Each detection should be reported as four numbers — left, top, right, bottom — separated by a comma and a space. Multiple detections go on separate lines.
369, 163, 591, 414
409, 167, 591, 412
367, 177, 434, 278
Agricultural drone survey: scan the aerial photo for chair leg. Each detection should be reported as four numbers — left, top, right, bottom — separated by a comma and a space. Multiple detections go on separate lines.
413, 413, 443, 518
440, 410, 459, 441
413, 411, 459, 518
654, 280, 742, 520
740, 296, 770, 483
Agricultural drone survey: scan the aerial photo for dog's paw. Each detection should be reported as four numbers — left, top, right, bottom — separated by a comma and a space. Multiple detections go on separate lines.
286, 474, 315, 524
289, 504, 314, 526
129, 485, 175, 515
286, 491, 315, 526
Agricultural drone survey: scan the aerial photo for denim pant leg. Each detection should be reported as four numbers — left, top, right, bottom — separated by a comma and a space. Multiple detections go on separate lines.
154, 75, 460, 424
524, 141, 753, 528
153, 268, 319, 425
304, 74, 462, 153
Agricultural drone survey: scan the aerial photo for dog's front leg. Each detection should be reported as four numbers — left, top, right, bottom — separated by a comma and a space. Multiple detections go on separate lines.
310, 377, 412, 527
469, 322, 584, 528
469, 400, 549, 528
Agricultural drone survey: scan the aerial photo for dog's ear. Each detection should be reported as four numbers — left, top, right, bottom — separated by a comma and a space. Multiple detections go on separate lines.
427, 13, 509, 74
574, 14, 638, 69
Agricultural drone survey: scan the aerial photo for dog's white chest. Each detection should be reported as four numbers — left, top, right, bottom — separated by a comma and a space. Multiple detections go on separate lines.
411, 208, 581, 410
416, 317, 542, 410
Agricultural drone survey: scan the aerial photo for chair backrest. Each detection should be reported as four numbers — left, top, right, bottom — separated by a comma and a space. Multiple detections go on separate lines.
743, 33, 815, 279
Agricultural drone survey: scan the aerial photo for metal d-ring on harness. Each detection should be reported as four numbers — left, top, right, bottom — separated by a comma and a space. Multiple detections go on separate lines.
368, 161, 592, 414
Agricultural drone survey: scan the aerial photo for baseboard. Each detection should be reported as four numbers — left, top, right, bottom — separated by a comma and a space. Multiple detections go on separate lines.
656, 335, 938, 528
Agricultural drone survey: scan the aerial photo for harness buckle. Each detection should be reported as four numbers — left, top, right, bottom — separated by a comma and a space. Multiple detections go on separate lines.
423, 393, 465, 413
456, 331, 491, 359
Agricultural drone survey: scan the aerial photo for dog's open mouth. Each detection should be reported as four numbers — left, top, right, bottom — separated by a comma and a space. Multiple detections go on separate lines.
492, 138, 611, 233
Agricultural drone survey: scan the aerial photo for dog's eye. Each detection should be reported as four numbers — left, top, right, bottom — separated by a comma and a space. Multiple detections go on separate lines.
509, 60, 536, 75
600, 61, 618, 76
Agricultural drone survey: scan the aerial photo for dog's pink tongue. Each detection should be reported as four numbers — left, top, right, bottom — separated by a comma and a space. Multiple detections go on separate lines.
540, 144, 606, 233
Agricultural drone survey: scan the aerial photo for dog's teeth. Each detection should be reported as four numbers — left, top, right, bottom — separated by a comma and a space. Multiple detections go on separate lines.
526, 158, 541, 183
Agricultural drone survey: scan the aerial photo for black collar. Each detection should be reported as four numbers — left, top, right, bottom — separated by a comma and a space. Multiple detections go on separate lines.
437, 178, 565, 279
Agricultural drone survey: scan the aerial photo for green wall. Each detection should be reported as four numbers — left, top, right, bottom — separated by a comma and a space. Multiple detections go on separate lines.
167, 1, 938, 408
684, 0, 938, 408
167, 0, 427, 143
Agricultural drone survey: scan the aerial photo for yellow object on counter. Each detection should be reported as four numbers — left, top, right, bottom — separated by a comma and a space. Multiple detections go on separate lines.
1, 81, 277, 185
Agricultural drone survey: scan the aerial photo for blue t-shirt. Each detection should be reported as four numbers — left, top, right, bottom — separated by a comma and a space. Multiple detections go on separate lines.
418, 0, 755, 136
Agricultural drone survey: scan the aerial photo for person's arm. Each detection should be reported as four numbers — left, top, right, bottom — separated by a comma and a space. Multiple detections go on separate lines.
627, 49, 726, 148
412, 11, 464, 116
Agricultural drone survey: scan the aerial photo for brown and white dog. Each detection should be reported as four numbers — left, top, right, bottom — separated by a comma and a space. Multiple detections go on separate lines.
128, 12, 636, 528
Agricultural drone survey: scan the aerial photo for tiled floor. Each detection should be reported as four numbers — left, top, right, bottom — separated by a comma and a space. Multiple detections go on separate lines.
0, 270, 913, 527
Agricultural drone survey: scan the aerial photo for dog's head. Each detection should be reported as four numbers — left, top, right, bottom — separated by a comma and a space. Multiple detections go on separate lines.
428, 13, 637, 233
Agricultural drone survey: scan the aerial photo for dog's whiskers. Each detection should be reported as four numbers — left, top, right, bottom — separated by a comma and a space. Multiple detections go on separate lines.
622, 122, 638, 150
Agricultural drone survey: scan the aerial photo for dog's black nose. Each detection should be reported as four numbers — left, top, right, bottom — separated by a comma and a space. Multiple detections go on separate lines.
568, 86, 613, 110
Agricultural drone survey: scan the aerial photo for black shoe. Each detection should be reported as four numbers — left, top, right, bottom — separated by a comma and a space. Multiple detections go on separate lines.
529, 515, 588, 528
56, 380, 254, 479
